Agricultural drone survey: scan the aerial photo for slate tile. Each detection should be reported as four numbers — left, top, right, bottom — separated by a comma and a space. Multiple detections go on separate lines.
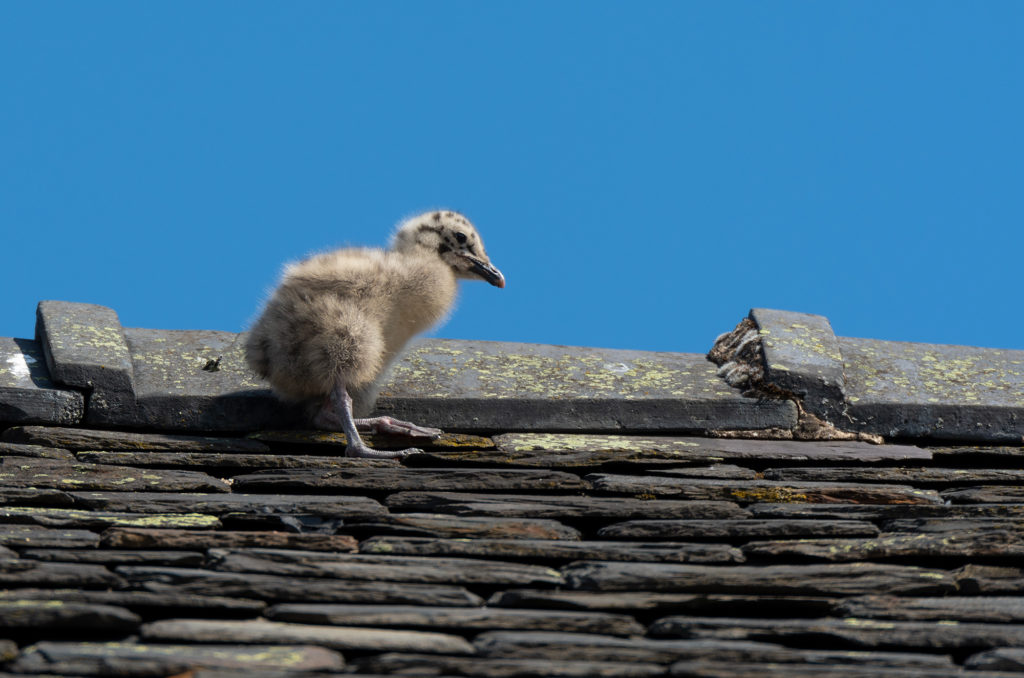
76, 450, 399, 471
0, 559, 123, 588
942, 485, 1024, 503
0, 336, 85, 426
561, 561, 956, 596
955, 564, 1024, 594
266, 602, 645, 636
2, 425, 271, 452
19, 549, 204, 567
386, 492, 750, 520
140, 618, 475, 654
835, 595, 1024, 622
0, 441, 74, 460
0, 546, 14, 558
207, 547, 565, 587
748, 502, 1024, 520
0, 600, 140, 634
883, 517, 1024, 533
353, 653, 667, 677
360, 536, 744, 564
344, 513, 582, 540
742, 530, 1024, 562
649, 615, 1024, 651
0, 488, 74, 507
0, 588, 266, 618
965, 648, 1024, 672
69, 491, 387, 517
0, 525, 99, 548
763, 466, 1024, 487
101, 527, 358, 552
666, 662, 985, 677
585, 474, 941, 504
931, 445, 1024, 459
597, 519, 880, 541
0, 506, 222, 530
10, 640, 345, 673
650, 465, 759, 480
116, 566, 485, 606
0, 458, 230, 493
488, 590, 835, 617
232, 467, 589, 493
250, 428, 496, 450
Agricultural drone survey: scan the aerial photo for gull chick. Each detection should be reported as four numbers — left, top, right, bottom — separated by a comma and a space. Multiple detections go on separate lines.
245, 210, 504, 458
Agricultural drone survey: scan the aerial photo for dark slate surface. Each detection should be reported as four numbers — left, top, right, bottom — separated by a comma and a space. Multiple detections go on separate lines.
0, 337, 84, 427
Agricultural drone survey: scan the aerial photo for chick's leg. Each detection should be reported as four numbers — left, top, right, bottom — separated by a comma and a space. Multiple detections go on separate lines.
314, 380, 422, 458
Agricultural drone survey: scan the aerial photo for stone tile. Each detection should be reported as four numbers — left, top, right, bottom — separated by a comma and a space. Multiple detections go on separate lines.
0, 558, 123, 587
0, 441, 74, 460
0, 457, 230, 492
100, 527, 358, 552
343, 513, 582, 541
19, 549, 204, 567
0, 600, 140, 634
0, 525, 99, 548
2, 425, 270, 452
742, 530, 1024, 561
69, 491, 386, 517
835, 595, 1024, 622
232, 467, 589, 493
597, 519, 880, 540
0, 506, 221, 530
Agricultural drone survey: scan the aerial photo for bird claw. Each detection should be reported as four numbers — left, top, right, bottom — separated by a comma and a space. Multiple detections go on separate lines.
345, 445, 423, 459
355, 416, 443, 439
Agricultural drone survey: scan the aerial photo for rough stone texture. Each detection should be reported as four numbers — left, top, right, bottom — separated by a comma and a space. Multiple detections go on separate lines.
0, 337, 84, 425
0, 525, 100, 548
232, 467, 589, 493
834, 595, 1024, 622
375, 338, 797, 432
69, 491, 387, 517
597, 519, 880, 540
0, 588, 266, 618
354, 653, 667, 677
0, 558, 123, 588
840, 336, 1024, 442
0, 457, 230, 493
750, 308, 846, 421
2, 424, 271, 452
0, 601, 141, 633
100, 527, 358, 552
0, 441, 74, 460
763, 466, 1024, 486
0, 505, 222, 530
743, 530, 1024, 561
965, 647, 1024, 671
343, 513, 582, 541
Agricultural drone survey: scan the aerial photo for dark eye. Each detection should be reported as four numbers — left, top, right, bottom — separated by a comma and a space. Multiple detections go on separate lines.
455, 232, 467, 244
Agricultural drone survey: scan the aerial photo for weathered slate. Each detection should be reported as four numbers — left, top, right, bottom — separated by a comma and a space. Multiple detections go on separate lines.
931, 445, 1024, 459
0, 441, 74, 460
207, 547, 565, 587
585, 474, 941, 505
488, 590, 835, 617
0, 558, 123, 587
597, 519, 880, 540
250, 428, 496, 451
361, 536, 744, 564
76, 450, 399, 470
0, 525, 99, 548
766, 466, 1024, 486
666, 662, 993, 678
267, 603, 645, 636
0, 457, 231, 492
0, 488, 74, 507
562, 561, 956, 596
19, 548, 204, 567
0, 601, 140, 633
116, 566, 484, 606
101, 527, 358, 552
374, 339, 797, 432
942, 485, 1024, 503
965, 648, 1024, 671
232, 467, 590, 493
883, 517, 1024, 533
141, 618, 475, 654
742, 530, 1024, 561
0, 506, 221, 530
69, 491, 387, 517
10, 640, 344, 673
955, 565, 1024, 594
345, 513, 582, 540
354, 653, 666, 677
0, 337, 84, 426
839, 335, 1024, 442
650, 615, 1024, 651
2, 425, 271, 452
0, 639, 15, 662
487, 434, 929, 466
835, 595, 1024, 622
749, 502, 1024, 521
651, 465, 759, 480
0, 588, 266, 618
386, 492, 750, 520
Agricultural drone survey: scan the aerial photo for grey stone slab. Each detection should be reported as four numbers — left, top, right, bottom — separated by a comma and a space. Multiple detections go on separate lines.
882, 517, 1024, 533
232, 467, 589, 493
562, 561, 956, 596
117, 566, 485, 606
100, 527, 358, 552
742, 530, 1024, 562
386, 491, 750, 520
344, 513, 582, 541
75, 450, 397, 471
11, 640, 345, 673
19, 549, 204, 567
488, 590, 835, 617
0, 488, 75, 507
597, 519, 881, 540
140, 618, 475, 654
955, 565, 1024, 594
353, 653, 667, 677
0, 525, 99, 548
250, 428, 496, 451
360, 536, 744, 564
69, 491, 387, 517
0, 600, 140, 633
0, 337, 84, 425
207, 547, 565, 587
585, 474, 942, 505
649, 615, 1024, 652
835, 595, 1024, 622
373, 338, 797, 432
0, 506, 221, 530
0, 558, 123, 587
966, 648, 1024, 672
750, 308, 846, 420
0, 457, 231, 492
666, 663, 993, 678
749, 502, 1024, 521
0, 441, 74, 460
943, 485, 1024, 503
840, 336, 1024, 442
35, 301, 135, 426
2, 425, 271, 452
763, 466, 1024, 486
0, 588, 266, 618
651, 464, 759, 480
266, 603, 645, 636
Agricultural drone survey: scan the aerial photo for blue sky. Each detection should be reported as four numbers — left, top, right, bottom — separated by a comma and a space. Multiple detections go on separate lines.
3, 3, 1022, 354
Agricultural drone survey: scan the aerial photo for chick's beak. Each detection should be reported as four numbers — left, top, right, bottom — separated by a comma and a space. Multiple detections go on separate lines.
469, 256, 506, 288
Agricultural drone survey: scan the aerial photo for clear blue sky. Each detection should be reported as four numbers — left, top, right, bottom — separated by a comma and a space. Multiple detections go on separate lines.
3, 3, 1022, 353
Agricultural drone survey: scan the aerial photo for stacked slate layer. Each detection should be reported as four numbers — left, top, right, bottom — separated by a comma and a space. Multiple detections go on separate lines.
0, 300, 1022, 676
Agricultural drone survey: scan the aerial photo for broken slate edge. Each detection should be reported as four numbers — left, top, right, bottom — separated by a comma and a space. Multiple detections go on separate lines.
0, 337, 84, 426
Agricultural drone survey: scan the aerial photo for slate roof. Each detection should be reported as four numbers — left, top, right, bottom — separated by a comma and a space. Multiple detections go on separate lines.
1, 301, 1024, 677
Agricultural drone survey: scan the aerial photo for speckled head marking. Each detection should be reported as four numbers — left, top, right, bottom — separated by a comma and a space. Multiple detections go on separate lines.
392, 210, 505, 288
